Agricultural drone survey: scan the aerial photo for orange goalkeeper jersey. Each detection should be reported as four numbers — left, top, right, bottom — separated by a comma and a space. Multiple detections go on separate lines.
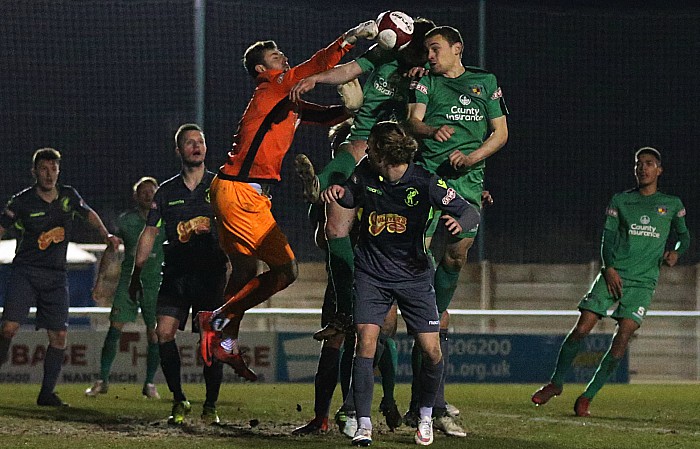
220, 37, 353, 183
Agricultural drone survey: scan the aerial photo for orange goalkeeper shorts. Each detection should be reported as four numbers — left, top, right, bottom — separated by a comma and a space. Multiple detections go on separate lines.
211, 176, 294, 267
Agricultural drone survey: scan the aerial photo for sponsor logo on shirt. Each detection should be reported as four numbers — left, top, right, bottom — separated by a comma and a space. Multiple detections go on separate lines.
168, 199, 185, 206
366, 186, 383, 196
415, 83, 428, 95
446, 95, 484, 122
405, 187, 419, 207
29, 212, 46, 218
177, 216, 211, 243
428, 320, 440, 326
37, 226, 65, 250
373, 76, 396, 96
442, 188, 457, 205
368, 211, 407, 236
606, 207, 618, 218
60, 196, 71, 212
678, 208, 686, 217
490, 87, 503, 100
629, 218, 660, 238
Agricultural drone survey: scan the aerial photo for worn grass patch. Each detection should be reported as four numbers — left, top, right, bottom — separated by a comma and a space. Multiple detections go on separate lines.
0, 383, 698, 448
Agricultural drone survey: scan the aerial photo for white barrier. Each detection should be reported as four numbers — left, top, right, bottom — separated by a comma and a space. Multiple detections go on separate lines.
2, 307, 698, 317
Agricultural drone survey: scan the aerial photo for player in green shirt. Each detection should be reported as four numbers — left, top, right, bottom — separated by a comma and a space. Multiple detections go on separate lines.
532, 147, 690, 417
405, 25, 508, 432
86, 177, 165, 399
289, 18, 437, 436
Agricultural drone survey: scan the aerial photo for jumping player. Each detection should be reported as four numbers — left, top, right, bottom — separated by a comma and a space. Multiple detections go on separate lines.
405, 25, 508, 433
197, 20, 379, 373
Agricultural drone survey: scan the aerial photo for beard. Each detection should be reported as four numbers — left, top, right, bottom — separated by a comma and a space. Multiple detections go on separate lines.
182, 158, 204, 168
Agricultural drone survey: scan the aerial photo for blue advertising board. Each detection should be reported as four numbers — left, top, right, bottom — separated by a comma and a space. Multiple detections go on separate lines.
276, 332, 628, 384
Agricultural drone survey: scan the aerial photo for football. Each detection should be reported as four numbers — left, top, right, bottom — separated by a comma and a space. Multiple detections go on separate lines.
375, 11, 414, 51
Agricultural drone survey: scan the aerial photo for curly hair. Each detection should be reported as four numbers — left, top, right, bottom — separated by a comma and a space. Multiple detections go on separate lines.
369, 121, 418, 166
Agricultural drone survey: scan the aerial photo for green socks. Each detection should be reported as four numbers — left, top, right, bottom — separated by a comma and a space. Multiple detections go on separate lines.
327, 236, 354, 316
146, 341, 160, 384
100, 326, 121, 381
550, 332, 582, 387
317, 150, 357, 190
434, 264, 461, 314
582, 350, 622, 399
378, 337, 398, 402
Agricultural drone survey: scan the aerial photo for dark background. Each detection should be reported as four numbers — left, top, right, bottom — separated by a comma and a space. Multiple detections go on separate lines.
1, 0, 698, 264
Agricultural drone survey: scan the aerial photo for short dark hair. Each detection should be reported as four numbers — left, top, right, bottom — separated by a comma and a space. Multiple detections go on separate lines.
132, 176, 159, 193
635, 146, 661, 163
174, 123, 203, 150
243, 40, 277, 78
425, 25, 463, 47
32, 147, 61, 169
369, 121, 418, 166
401, 17, 436, 57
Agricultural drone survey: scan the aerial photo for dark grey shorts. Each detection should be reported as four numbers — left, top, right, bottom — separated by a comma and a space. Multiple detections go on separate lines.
353, 279, 439, 334
157, 266, 226, 332
2, 265, 69, 331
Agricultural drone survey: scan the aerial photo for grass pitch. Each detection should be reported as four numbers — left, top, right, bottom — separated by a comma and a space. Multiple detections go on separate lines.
0, 383, 698, 449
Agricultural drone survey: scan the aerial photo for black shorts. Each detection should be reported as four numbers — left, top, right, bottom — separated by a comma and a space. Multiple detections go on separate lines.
157, 265, 226, 332
2, 265, 69, 331
353, 277, 439, 334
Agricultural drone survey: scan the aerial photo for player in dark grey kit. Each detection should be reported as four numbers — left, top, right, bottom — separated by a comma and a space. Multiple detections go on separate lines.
0, 148, 120, 406
128, 124, 236, 425
320, 121, 480, 446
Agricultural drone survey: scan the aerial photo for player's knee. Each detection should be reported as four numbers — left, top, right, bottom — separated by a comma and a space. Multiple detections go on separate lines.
156, 327, 176, 343
443, 253, 467, 271
274, 259, 299, 288
325, 219, 351, 240
48, 330, 67, 349
1, 322, 19, 339
423, 345, 442, 365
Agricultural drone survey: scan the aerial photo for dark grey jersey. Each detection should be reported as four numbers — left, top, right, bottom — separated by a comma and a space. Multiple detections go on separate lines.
339, 159, 478, 286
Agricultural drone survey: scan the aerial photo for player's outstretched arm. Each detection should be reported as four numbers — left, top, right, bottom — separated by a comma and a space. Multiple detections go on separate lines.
290, 61, 363, 103
87, 209, 122, 250
342, 20, 378, 45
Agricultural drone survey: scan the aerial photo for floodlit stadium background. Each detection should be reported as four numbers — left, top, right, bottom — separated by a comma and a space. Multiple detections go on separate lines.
2, 0, 697, 265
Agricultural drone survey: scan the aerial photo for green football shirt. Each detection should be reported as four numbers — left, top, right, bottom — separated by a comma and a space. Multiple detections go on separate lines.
603, 189, 688, 288
116, 209, 164, 284
351, 46, 416, 140
412, 67, 505, 204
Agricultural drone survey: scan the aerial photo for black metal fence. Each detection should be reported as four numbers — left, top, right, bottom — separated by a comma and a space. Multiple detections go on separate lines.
1, 1, 698, 264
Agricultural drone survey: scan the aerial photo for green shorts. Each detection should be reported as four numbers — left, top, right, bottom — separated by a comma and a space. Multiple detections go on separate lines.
109, 274, 160, 328
578, 273, 654, 325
